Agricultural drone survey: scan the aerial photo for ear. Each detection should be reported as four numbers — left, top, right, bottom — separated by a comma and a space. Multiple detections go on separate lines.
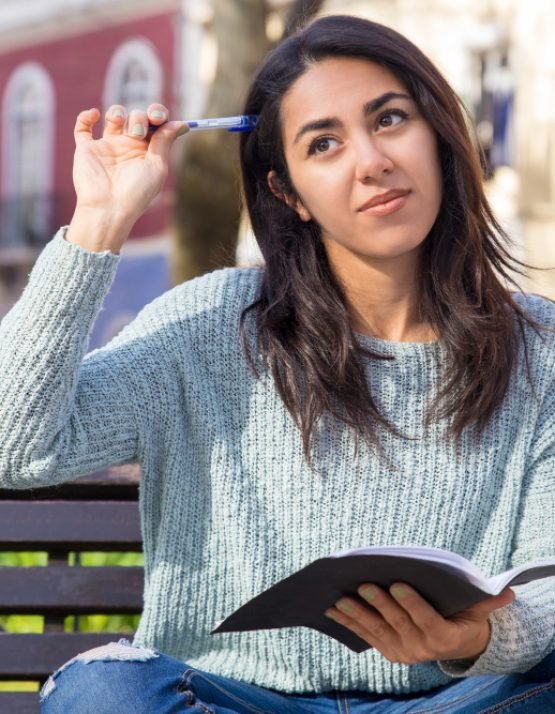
267, 170, 312, 222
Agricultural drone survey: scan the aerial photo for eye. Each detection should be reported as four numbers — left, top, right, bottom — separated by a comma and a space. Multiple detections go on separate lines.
307, 136, 339, 156
376, 108, 408, 129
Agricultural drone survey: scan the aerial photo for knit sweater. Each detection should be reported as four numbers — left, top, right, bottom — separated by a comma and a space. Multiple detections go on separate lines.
1, 226, 555, 695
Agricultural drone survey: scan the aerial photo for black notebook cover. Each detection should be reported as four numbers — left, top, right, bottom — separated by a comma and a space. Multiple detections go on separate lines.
211, 555, 495, 653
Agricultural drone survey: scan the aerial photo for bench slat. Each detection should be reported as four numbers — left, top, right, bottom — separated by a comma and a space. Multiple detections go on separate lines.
0, 632, 137, 679
0, 501, 141, 550
0, 567, 143, 613
0, 692, 40, 714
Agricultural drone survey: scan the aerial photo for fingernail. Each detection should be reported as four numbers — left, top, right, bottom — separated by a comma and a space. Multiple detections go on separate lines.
151, 110, 166, 119
391, 585, 408, 599
112, 109, 125, 118
337, 600, 353, 614
177, 125, 189, 137
324, 610, 340, 622
360, 586, 376, 601
132, 123, 145, 137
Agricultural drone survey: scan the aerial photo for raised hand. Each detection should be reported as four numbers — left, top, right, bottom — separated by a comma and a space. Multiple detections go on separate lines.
67, 103, 188, 254
325, 582, 515, 664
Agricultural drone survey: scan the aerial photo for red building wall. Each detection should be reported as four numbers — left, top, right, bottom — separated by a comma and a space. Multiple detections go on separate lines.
0, 9, 180, 239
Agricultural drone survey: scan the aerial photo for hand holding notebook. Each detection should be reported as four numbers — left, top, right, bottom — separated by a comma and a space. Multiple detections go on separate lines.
211, 545, 555, 653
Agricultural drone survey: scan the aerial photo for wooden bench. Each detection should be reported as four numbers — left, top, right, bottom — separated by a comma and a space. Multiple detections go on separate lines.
0, 467, 143, 713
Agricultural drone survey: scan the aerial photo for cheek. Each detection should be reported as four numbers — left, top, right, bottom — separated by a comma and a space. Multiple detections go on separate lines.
407, 142, 443, 211
290, 167, 351, 221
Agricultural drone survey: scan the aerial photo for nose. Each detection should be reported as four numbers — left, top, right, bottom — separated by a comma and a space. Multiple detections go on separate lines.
354, 136, 394, 182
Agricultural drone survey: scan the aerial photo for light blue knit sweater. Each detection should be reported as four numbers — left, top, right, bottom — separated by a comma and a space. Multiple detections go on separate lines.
1, 227, 555, 694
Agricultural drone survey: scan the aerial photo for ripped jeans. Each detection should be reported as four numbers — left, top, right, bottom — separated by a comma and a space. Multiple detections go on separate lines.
39, 639, 555, 714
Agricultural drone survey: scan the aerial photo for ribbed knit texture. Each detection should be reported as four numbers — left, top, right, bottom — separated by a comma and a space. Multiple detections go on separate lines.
1, 226, 555, 694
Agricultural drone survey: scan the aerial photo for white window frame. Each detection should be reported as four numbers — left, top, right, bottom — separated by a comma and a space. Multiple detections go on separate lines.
1, 62, 55, 249
1, 61, 55, 200
103, 37, 164, 113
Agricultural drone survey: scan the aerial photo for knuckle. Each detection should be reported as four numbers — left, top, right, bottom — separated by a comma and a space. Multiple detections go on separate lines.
369, 625, 388, 639
392, 615, 412, 633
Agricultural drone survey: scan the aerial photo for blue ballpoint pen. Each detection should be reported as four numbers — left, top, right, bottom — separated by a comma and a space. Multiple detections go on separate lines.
147, 114, 258, 134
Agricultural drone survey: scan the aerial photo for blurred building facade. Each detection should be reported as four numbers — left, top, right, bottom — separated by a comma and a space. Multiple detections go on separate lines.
0, 0, 181, 346
0, 0, 554, 341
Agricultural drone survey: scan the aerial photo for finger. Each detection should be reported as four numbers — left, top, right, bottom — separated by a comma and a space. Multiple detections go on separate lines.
147, 120, 190, 163
325, 606, 392, 650
74, 108, 101, 146
358, 584, 419, 638
126, 110, 149, 141
329, 597, 398, 647
147, 103, 169, 127
388, 583, 446, 634
103, 105, 127, 136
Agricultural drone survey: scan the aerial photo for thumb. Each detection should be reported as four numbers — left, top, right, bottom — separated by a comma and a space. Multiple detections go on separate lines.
147, 121, 190, 162
465, 587, 515, 620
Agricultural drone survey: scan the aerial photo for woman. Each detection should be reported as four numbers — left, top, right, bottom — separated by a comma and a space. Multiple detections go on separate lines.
1, 14, 554, 714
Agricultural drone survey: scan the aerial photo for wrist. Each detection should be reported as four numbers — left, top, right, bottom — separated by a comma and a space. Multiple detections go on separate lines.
461, 620, 491, 662
66, 207, 135, 255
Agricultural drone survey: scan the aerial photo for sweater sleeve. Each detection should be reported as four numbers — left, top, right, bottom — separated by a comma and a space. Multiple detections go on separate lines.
439, 363, 555, 676
0, 227, 152, 489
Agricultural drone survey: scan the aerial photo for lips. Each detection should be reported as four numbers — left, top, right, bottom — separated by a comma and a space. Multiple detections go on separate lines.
358, 189, 411, 212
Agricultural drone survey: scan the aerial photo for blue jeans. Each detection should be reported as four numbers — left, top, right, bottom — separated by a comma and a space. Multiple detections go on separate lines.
39, 638, 555, 713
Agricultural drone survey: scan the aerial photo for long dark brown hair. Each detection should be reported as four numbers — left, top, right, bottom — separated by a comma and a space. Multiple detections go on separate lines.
238, 14, 551, 467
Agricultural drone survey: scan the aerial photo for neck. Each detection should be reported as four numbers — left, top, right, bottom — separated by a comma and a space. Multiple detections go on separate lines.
325, 241, 436, 343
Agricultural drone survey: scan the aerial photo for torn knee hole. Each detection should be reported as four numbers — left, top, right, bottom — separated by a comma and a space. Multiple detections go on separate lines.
73, 639, 159, 664
39, 639, 159, 702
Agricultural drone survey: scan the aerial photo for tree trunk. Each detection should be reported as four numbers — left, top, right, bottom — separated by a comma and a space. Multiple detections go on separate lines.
172, 0, 326, 284
171, 0, 269, 284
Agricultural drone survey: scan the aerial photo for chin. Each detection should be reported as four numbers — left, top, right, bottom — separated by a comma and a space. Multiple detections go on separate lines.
322, 231, 426, 263
357, 240, 424, 261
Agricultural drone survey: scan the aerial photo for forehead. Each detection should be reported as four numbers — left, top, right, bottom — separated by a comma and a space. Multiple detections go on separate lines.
281, 57, 408, 139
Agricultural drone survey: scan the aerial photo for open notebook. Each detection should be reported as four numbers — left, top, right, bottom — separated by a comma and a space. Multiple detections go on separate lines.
211, 544, 555, 653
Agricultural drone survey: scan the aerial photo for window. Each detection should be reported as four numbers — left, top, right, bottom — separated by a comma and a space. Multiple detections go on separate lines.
103, 38, 164, 113
1, 62, 55, 250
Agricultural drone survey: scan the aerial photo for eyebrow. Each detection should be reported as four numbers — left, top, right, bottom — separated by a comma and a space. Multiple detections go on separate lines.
292, 91, 413, 145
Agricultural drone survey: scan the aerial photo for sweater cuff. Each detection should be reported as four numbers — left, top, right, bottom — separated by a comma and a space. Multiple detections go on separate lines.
438, 587, 555, 677
33, 226, 120, 310
57, 224, 120, 258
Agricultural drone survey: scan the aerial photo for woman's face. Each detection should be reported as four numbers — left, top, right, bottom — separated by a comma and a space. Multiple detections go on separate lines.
276, 57, 443, 265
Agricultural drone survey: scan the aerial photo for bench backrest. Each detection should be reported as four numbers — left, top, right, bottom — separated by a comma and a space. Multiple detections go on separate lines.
0, 469, 142, 714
